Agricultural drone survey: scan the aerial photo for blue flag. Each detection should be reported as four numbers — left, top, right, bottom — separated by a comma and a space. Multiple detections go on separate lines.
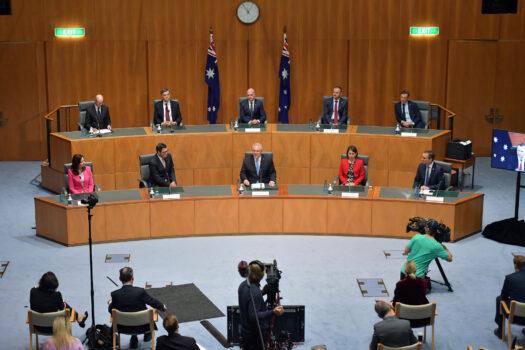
205, 32, 220, 124
278, 33, 290, 123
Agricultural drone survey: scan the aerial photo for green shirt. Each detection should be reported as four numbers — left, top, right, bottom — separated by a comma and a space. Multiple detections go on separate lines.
401, 234, 450, 277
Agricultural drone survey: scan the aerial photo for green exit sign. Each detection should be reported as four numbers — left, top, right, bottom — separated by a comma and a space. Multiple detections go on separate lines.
409, 26, 439, 36
54, 27, 85, 38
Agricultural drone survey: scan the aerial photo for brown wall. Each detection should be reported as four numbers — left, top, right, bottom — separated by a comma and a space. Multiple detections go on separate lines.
1, 0, 524, 159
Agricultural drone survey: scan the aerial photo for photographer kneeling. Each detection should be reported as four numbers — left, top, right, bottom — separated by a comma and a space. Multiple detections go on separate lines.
238, 261, 284, 350
401, 219, 453, 292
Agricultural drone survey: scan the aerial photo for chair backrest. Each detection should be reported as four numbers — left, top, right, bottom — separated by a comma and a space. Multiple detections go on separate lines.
378, 342, 422, 350
412, 100, 430, 129
139, 154, 156, 188
64, 162, 94, 192
78, 100, 94, 131
434, 160, 452, 189
340, 154, 369, 185
244, 151, 273, 158
28, 309, 67, 330
510, 300, 525, 322
395, 302, 436, 326
111, 309, 155, 337
239, 96, 265, 103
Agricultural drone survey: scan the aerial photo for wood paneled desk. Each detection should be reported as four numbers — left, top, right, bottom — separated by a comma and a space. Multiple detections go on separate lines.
34, 185, 483, 246
41, 124, 451, 193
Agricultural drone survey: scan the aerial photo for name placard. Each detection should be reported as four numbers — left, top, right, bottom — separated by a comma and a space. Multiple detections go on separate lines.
425, 196, 444, 202
341, 192, 359, 198
245, 128, 261, 133
162, 194, 181, 200
323, 129, 339, 134
251, 183, 265, 190
401, 132, 417, 137
252, 191, 270, 196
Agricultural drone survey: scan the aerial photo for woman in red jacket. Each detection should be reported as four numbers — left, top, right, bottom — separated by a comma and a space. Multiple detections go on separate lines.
67, 154, 94, 194
338, 145, 365, 186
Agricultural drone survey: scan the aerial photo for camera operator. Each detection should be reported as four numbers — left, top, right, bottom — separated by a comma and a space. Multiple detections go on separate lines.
401, 220, 453, 291
238, 260, 284, 350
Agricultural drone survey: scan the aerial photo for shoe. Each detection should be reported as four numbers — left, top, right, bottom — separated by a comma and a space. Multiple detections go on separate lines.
494, 328, 503, 339
78, 311, 88, 328
144, 332, 152, 342
129, 335, 138, 349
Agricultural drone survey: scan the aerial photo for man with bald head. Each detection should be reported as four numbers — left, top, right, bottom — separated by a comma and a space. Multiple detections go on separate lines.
85, 94, 112, 132
239, 88, 266, 125
240, 142, 276, 187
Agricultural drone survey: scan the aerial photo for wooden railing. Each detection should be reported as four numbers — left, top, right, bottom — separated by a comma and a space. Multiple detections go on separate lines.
430, 103, 456, 137
43, 105, 77, 165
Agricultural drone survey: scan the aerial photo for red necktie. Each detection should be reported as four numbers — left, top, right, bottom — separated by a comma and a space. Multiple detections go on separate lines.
333, 100, 339, 124
164, 103, 171, 122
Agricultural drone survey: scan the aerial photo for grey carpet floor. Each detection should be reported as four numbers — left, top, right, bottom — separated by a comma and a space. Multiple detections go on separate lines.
0, 158, 524, 349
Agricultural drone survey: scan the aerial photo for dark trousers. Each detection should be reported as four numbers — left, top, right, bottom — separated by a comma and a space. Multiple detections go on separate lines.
495, 296, 525, 330
240, 332, 264, 350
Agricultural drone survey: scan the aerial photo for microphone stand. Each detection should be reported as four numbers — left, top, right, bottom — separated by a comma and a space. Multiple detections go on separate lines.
82, 197, 98, 349
248, 280, 266, 350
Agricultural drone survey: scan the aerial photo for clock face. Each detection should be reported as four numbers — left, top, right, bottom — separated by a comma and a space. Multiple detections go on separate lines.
237, 1, 260, 24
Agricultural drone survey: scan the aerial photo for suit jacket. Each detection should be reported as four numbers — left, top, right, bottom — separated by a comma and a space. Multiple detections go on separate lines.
30, 287, 66, 333
370, 316, 417, 350
240, 154, 276, 184
338, 158, 365, 185
149, 154, 176, 187
413, 162, 445, 190
394, 101, 425, 128
67, 166, 94, 194
153, 100, 182, 125
108, 284, 166, 334
157, 333, 200, 350
322, 97, 348, 125
84, 104, 111, 130
501, 269, 525, 303
239, 99, 266, 124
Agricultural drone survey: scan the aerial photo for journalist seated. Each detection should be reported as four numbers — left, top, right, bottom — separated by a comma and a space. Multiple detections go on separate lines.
42, 316, 84, 350
67, 154, 94, 194
369, 300, 417, 350
157, 312, 200, 350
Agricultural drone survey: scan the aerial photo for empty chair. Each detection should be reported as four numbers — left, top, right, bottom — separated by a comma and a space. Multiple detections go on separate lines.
500, 300, 525, 350
27, 309, 70, 350
395, 302, 437, 350
78, 100, 95, 132
111, 309, 156, 350
377, 342, 422, 350
138, 154, 156, 188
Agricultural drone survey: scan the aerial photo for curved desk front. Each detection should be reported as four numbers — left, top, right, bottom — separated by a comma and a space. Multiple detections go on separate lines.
34, 185, 483, 246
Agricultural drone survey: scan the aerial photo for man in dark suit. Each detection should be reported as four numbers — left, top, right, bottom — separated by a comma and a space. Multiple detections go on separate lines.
149, 142, 177, 188
108, 267, 166, 349
153, 88, 182, 126
394, 90, 425, 128
239, 88, 266, 125
321, 86, 348, 125
370, 300, 417, 350
85, 94, 112, 131
240, 142, 276, 187
494, 255, 525, 338
413, 150, 445, 191
157, 312, 200, 350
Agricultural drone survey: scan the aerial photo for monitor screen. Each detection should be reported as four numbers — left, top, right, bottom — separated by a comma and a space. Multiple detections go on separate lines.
492, 129, 525, 172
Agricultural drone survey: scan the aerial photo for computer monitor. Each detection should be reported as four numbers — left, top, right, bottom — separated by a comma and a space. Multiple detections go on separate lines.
491, 129, 525, 173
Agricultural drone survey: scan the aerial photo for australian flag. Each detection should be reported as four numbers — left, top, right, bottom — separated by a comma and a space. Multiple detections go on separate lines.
205, 31, 220, 124
278, 32, 290, 123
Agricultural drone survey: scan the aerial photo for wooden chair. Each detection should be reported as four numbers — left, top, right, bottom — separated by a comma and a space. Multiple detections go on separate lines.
395, 302, 437, 350
501, 300, 525, 350
111, 308, 156, 350
377, 342, 422, 350
27, 308, 73, 350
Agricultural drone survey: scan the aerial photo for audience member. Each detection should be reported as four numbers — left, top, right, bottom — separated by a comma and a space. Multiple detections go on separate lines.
157, 312, 200, 350
311, 345, 328, 350
42, 316, 83, 350
67, 154, 94, 194
370, 300, 417, 350
393, 260, 430, 327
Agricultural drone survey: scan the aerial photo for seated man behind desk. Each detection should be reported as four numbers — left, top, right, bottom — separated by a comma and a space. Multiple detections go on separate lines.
240, 142, 276, 187
108, 267, 166, 349
157, 312, 199, 350
149, 143, 177, 188
494, 255, 525, 338
413, 150, 445, 191
153, 88, 182, 126
394, 90, 425, 129
239, 88, 266, 125
321, 86, 348, 126
85, 94, 111, 132
369, 300, 417, 350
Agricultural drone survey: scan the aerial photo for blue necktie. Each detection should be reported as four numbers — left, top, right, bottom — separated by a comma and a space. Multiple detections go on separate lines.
424, 166, 430, 185
256, 158, 260, 176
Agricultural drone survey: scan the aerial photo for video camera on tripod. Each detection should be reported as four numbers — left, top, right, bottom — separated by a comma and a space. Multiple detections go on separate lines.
406, 216, 451, 243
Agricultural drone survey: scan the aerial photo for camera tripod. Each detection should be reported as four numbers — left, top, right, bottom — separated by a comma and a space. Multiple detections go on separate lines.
429, 258, 453, 292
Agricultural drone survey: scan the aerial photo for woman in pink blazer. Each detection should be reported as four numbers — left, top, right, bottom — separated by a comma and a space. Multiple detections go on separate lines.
338, 145, 365, 186
67, 154, 94, 194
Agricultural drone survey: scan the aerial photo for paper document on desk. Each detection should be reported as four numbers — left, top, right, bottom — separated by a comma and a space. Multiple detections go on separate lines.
91, 129, 112, 135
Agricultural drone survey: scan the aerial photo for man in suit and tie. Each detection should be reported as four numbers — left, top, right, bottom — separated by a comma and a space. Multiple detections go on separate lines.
108, 267, 166, 349
153, 88, 182, 126
321, 86, 348, 126
516, 144, 525, 172
369, 300, 417, 350
239, 88, 266, 125
85, 94, 112, 132
149, 142, 177, 188
394, 90, 425, 129
413, 150, 445, 191
494, 255, 525, 338
240, 142, 276, 187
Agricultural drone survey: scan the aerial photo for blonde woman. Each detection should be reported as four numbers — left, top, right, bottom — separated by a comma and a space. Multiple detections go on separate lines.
43, 316, 83, 350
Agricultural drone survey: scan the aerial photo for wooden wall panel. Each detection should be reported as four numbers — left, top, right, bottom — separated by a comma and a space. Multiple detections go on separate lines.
0, 0, 44, 41
349, 0, 402, 39
93, 0, 147, 41
44, 0, 94, 41
449, 0, 500, 40
500, 6, 525, 40
399, 0, 451, 39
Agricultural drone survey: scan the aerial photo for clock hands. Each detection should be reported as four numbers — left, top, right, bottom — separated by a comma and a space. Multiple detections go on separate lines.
242, 2, 254, 14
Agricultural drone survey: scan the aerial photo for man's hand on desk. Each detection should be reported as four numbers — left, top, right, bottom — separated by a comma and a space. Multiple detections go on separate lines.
243, 179, 250, 187
169, 181, 177, 188
269, 181, 276, 187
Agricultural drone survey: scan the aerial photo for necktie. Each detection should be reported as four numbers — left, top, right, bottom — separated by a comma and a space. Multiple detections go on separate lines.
333, 100, 339, 124
250, 101, 254, 119
402, 104, 406, 116
424, 165, 430, 185
255, 158, 260, 176
164, 103, 171, 122
97, 107, 101, 117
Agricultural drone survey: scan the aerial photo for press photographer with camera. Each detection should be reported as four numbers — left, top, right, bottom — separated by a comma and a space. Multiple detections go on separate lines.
402, 219, 453, 291
238, 260, 284, 350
